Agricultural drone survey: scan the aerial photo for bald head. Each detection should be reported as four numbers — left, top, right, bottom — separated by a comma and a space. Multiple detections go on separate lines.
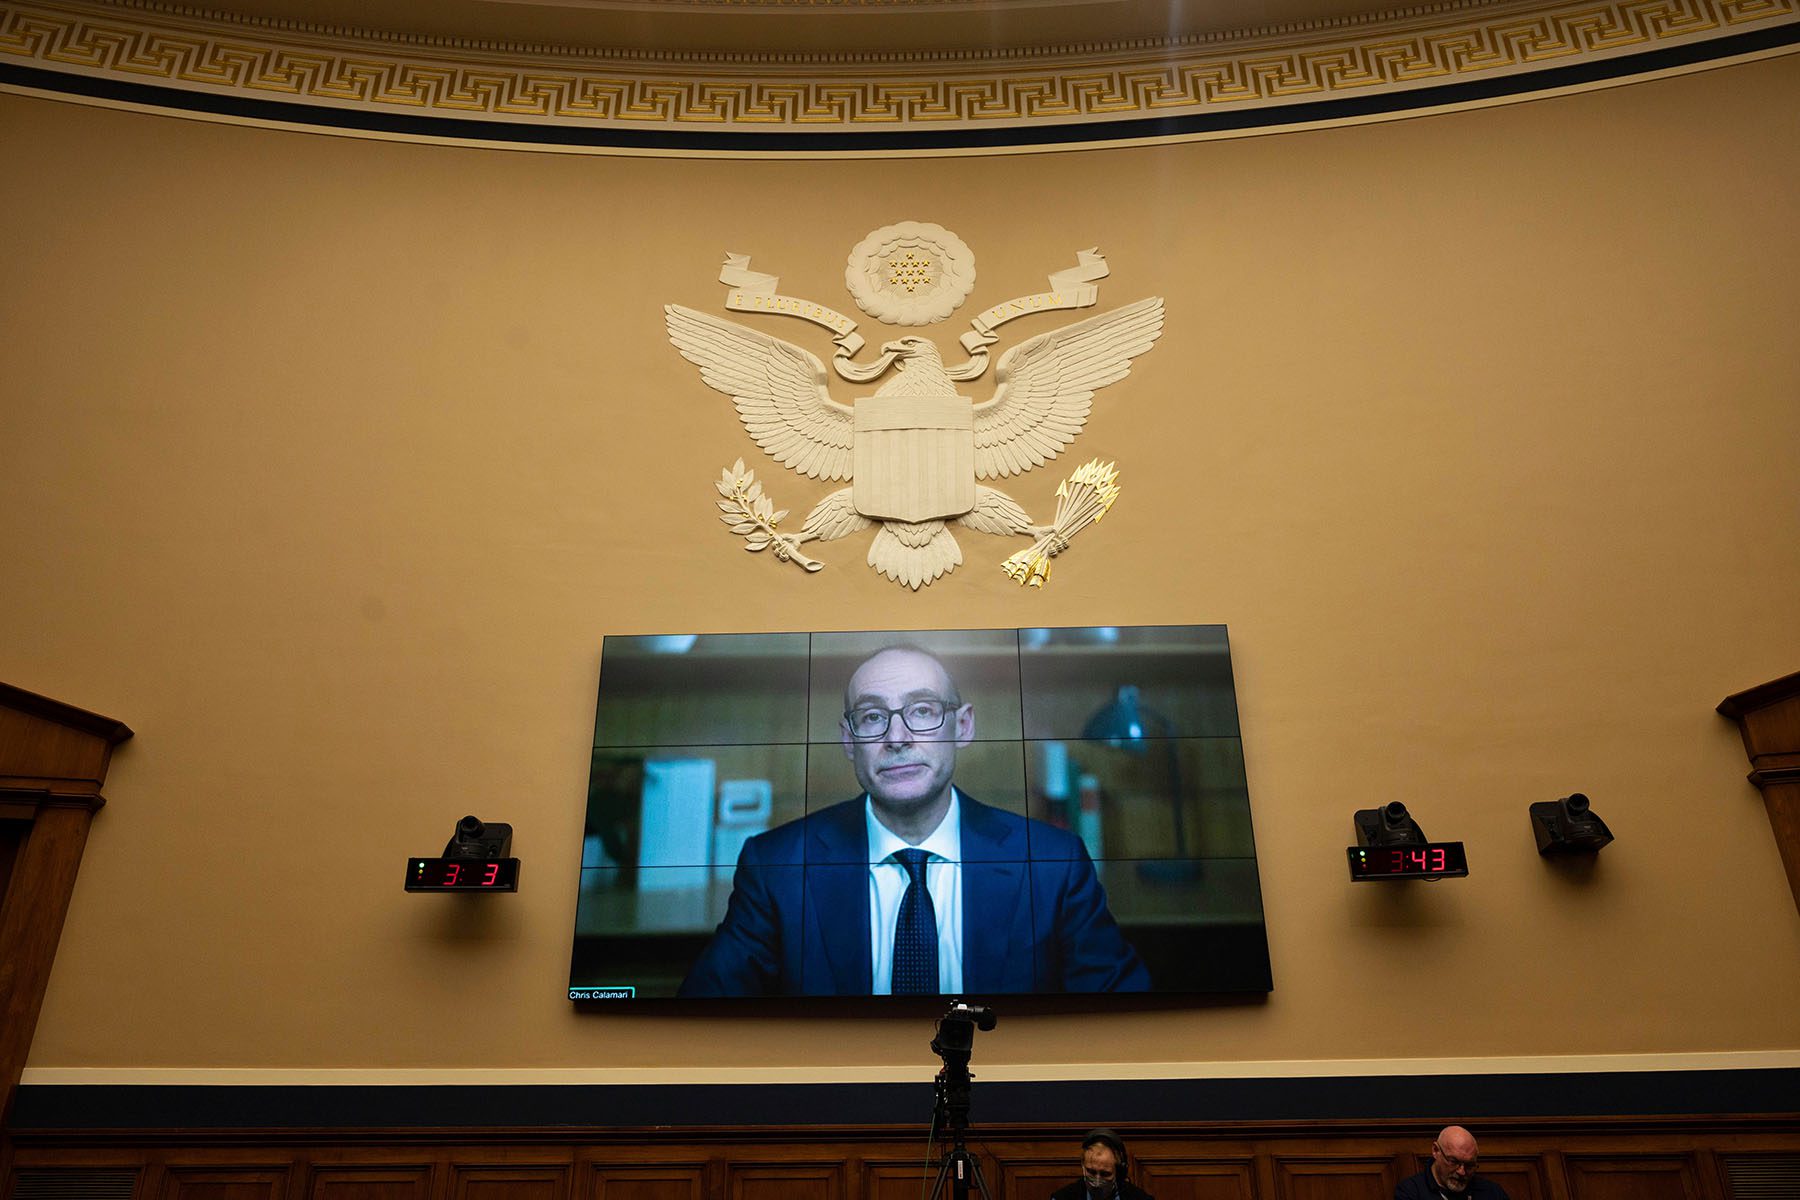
842, 645, 959, 711
1430, 1126, 1479, 1192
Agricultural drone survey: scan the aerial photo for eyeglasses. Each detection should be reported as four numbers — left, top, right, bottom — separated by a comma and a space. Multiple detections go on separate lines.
843, 698, 958, 739
1435, 1148, 1479, 1173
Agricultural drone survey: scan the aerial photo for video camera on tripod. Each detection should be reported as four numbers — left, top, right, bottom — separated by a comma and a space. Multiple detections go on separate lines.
931, 1001, 997, 1066
927, 1001, 998, 1200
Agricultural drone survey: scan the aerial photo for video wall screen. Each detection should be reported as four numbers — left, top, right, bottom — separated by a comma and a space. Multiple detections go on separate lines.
569, 625, 1270, 999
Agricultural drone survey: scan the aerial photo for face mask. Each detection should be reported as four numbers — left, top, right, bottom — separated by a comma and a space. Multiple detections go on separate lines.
1083, 1174, 1117, 1198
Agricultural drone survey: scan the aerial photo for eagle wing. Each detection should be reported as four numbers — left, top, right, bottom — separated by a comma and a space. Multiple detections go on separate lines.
801, 487, 872, 542
665, 304, 856, 481
956, 486, 1034, 536
970, 297, 1164, 479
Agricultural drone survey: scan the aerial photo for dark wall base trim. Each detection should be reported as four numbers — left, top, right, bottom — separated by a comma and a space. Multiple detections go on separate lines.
10, 1069, 1800, 1131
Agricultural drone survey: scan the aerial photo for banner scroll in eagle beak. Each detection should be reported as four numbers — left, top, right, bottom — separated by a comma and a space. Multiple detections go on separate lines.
720, 253, 866, 359
954, 247, 1112, 372
716, 246, 1112, 384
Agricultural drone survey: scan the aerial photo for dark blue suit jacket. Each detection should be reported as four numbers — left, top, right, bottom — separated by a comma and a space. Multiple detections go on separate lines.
678, 794, 1151, 996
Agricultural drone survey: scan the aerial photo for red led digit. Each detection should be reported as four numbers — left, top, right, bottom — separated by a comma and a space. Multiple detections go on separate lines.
1431, 847, 1446, 872
483, 862, 500, 886
443, 862, 462, 886
1409, 849, 1426, 870
1388, 850, 1404, 872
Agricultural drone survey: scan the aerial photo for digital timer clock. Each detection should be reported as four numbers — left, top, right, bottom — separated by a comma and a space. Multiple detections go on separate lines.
1347, 842, 1468, 880
405, 857, 520, 891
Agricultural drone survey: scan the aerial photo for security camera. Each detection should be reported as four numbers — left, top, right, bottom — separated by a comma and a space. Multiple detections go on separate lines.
444, 815, 513, 858
1353, 800, 1427, 847
1530, 793, 1613, 855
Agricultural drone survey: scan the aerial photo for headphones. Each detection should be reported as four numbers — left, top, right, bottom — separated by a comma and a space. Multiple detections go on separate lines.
1082, 1128, 1129, 1180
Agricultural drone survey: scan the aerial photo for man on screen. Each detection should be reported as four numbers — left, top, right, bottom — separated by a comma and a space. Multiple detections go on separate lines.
679, 645, 1150, 996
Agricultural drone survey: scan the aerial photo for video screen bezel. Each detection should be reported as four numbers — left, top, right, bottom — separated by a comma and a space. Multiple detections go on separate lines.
568, 624, 1272, 1002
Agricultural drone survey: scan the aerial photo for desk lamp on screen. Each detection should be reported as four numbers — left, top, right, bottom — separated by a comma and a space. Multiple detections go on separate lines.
1084, 684, 1199, 879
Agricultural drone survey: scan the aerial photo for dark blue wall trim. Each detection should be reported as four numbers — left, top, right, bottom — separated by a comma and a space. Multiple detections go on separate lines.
11, 1069, 1799, 1129
4, 24, 1797, 151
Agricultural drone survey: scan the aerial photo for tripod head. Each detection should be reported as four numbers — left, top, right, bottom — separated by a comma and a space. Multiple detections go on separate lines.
931, 1001, 997, 1067
930, 1001, 997, 1138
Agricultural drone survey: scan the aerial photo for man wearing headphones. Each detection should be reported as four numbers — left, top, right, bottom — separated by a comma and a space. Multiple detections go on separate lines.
1049, 1129, 1154, 1200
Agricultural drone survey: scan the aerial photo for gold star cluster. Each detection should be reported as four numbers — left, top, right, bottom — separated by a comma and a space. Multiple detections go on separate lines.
886, 251, 934, 293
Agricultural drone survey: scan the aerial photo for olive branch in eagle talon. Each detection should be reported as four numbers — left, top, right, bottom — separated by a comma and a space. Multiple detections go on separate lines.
715, 459, 822, 572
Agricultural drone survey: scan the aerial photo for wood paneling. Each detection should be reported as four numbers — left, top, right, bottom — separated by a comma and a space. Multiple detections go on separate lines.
7, 1122, 1800, 1200
584, 1165, 704, 1200
859, 1159, 940, 1200
1137, 1157, 1260, 1200
0, 822, 24, 918
0, 684, 131, 1129
159, 1168, 289, 1200
0, 685, 132, 799
307, 1168, 430, 1200
1565, 1155, 1703, 1200
726, 1160, 842, 1200
1719, 670, 1800, 916
449, 1165, 569, 1200
1270, 1157, 1395, 1200
996, 1157, 1076, 1200
1471, 1157, 1549, 1200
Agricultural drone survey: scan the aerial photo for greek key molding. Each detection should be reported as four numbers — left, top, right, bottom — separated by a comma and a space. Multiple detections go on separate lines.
1, 0, 1795, 142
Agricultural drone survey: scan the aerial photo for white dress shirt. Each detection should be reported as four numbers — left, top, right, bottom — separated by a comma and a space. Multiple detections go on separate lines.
866, 791, 964, 994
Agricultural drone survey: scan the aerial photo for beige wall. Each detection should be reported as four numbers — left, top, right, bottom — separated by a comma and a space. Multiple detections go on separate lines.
3, 55, 1799, 1075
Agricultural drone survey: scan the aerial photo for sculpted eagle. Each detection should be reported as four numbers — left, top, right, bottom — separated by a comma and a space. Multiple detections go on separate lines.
665, 297, 1163, 588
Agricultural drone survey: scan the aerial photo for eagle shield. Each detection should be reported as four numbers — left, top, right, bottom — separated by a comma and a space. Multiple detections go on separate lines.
850, 395, 975, 523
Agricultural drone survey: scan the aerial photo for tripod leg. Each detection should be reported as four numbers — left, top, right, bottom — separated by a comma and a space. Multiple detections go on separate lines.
925, 1151, 957, 1200
925, 1150, 986, 1200
965, 1153, 995, 1200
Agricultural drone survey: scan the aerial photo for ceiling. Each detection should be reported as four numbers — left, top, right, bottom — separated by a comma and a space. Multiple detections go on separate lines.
165, 0, 1400, 56
6, 0, 1792, 151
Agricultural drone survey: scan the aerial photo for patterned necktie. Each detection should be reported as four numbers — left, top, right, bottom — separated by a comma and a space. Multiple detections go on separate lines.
891, 848, 939, 994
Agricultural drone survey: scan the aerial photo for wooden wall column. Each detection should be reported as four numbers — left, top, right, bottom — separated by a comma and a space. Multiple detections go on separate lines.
1718, 670, 1800, 917
0, 683, 132, 1129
